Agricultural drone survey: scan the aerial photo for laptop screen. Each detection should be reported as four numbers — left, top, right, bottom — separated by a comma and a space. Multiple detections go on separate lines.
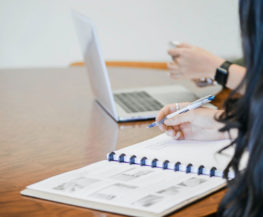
72, 11, 118, 120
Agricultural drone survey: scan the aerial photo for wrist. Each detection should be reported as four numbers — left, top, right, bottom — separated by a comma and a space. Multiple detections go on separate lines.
209, 54, 224, 67
206, 57, 225, 78
226, 64, 246, 91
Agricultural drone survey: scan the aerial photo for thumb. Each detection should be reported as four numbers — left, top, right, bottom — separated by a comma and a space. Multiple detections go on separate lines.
164, 111, 193, 126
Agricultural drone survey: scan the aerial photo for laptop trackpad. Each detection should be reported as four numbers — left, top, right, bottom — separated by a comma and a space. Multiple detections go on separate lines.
147, 85, 197, 105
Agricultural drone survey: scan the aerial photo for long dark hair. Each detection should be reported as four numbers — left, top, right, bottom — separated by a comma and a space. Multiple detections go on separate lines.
218, 0, 263, 216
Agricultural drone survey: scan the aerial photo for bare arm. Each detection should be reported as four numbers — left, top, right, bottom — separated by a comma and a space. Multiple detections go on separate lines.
167, 43, 246, 90
226, 64, 246, 90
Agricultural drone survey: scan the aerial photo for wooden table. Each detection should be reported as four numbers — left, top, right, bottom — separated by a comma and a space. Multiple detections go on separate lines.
0, 65, 230, 217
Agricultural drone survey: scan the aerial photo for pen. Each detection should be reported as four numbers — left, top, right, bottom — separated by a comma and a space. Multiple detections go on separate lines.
147, 95, 215, 128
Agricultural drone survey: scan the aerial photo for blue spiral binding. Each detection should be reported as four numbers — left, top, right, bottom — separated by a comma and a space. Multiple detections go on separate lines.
174, 162, 181, 171
151, 159, 158, 168
198, 165, 204, 175
210, 167, 217, 177
108, 152, 115, 161
163, 160, 169, 169
109, 153, 212, 177
129, 155, 136, 164
186, 163, 193, 173
118, 153, 126, 163
140, 157, 147, 166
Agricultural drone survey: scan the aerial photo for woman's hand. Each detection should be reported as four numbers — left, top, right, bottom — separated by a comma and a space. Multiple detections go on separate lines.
167, 43, 225, 79
156, 103, 227, 140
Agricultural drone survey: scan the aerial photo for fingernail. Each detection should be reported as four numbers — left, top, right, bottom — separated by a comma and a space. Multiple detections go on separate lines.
159, 125, 165, 131
167, 130, 174, 137
173, 132, 181, 140
170, 107, 176, 113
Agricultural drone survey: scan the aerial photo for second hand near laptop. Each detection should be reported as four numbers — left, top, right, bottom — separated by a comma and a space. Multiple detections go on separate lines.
147, 95, 215, 128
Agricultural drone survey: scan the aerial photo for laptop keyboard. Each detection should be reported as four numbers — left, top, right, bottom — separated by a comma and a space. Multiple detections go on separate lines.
114, 91, 163, 113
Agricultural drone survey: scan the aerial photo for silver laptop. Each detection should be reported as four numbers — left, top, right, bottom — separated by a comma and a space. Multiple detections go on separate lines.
73, 12, 197, 122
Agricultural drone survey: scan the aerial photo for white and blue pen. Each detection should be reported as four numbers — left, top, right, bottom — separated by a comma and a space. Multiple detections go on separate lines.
147, 95, 215, 128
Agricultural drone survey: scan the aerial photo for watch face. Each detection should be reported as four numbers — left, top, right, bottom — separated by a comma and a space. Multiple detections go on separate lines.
215, 67, 228, 86
217, 67, 228, 75
214, 61, 232, 87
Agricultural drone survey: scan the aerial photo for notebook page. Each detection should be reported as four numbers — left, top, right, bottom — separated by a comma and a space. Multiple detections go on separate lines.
113, 134, 234, 173
24, 160, 225, 216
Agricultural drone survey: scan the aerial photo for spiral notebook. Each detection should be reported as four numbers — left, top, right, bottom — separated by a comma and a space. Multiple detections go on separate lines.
21, 134, 246, 217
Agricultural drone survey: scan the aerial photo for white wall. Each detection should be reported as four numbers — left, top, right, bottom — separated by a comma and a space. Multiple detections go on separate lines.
0, 0, 241, 68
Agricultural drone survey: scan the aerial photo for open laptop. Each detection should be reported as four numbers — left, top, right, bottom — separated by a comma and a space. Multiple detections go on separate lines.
73, 12, 198, 122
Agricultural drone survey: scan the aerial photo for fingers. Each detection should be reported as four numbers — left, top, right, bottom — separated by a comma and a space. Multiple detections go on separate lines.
167, 62, 178, 71
158, 106, 224, 140
168, 43, 192, 57
156, 104, 195, 140
165, 125, 185, 140
174, 130, 185, 140
167, 62, 181, 79
156, 104, 176, 122
156, 104, 180, 132
164, 110, 193, 126
168, 48, 182, 57
156, 103, 190, 123
176, 42, 191, 48
156, 103, 189, 133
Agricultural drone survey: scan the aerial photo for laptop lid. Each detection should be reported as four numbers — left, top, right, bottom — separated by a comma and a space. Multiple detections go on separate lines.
72, 11, 119, 121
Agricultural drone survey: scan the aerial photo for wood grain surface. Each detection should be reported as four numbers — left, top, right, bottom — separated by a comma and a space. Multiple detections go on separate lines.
71, 61, 168, 69
0, 64, 230, 217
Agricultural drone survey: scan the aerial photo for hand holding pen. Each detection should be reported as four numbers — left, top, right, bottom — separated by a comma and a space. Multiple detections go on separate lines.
147, 95, 229, 141
147, 95, 228, 140
148, 95, 215, 128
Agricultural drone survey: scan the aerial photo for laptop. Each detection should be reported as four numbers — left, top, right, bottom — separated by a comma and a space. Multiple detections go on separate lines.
72, 12, 197, 122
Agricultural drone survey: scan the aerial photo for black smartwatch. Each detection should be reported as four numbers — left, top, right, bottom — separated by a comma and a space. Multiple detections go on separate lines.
214, 61, 232, 87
